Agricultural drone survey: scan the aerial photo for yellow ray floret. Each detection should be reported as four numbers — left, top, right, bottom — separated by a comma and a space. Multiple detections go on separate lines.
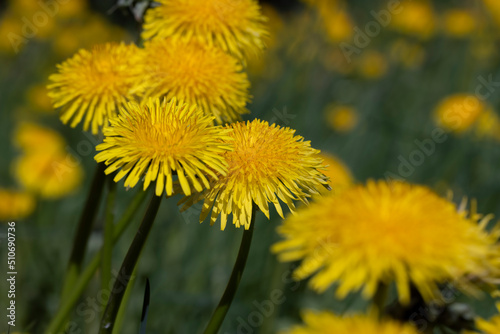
48, 42, 142, 134
282, 310, 419, 334
273, 180, 499, 304
141, 0, 268, 59
138, 38, 250, 124
196, 119, 328, 230
95, 98, 233, 197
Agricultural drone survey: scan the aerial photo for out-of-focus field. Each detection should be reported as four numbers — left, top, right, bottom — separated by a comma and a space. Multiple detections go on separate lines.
1, 0, 500, 333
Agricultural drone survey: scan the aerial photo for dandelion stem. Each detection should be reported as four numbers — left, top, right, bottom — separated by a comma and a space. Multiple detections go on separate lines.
373, 282, 389, 316
61, 162, 106, 301
44, 188, 149, 334
203, 205, 256, 334
112, 266, 139, 334
99, 194, 162, 334
101, 176, 117, 313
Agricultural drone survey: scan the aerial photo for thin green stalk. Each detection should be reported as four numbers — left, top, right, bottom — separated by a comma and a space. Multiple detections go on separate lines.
373, 282, 389, 317
99, 194, 163, 334
112, 266, 139, 334
102, 177, 117, 312
203, 206, 257, 334
44, 189, 149, 334
61, 162, 106, 301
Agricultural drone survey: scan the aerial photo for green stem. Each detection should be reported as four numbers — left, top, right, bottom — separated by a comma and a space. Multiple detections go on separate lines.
203, 206, 256, 334
102, 177, 117, 312
373, 282, 389, 316
112, 265, 139, 334
99, 194, 163, 334
44, 188, 149, 334
61, 162, 106, 301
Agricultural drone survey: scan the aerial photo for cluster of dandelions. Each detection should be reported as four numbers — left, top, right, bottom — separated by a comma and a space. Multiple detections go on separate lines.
43, 0, 500, 333
44, 1, 333, 334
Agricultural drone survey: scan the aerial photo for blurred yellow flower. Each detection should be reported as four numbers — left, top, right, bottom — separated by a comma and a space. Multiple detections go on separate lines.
52, 15, 128, 57
282, 310, 419, 334
273, 180, 498, 304
308, 0, 353, 43
194, 119, 328, 230
323, 8, 354, 43
434, 94, 485, 133
141, 0, 268, 59
26, 84, 54, 113
0, 189, 35, 221
9, 0, 40, 14
0, 12, 23, 54
57, 0, 88, 19
48, 42, 142, 134
138, 38, 250, 124
318, 153, 353, 195
95, 98, 232, 197
475, 108, 500, 141
357, 50, 389, 79
390, 1, 436, 39
442, 9, 477, 37
13, 151, 83, 199
259, 4, 284, 49
324, 104, 358, 132
483, 0, 500, 27
13, 122, 65, 154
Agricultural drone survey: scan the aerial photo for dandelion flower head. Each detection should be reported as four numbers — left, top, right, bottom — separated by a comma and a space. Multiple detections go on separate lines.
95, 98, 233, 197
196, 119, 328, 230
282, 310, 419, 334
141, 0, 269, 58
138, 38, 250, 124
48, 42, 142, 134
273, 180, 498, 304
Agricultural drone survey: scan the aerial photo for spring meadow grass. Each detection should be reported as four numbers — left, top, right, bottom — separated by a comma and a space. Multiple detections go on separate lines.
2, 0, 500, 333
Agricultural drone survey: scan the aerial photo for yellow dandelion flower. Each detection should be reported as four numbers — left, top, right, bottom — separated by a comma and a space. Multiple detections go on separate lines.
483, 0, 500, 27
13, 122, 65, 154
442, 9, 477, 38
318, 153, 353, 195
13, 151, 83, 199
138, 38, 250, 124
196, 119, 328, 230
0, 12, 23, 54
390, 1, 436, 40
141, 0, 268, 59
282, 310, 419, 334
434, 94, 485, 133
48, 42, 142, 134
357, 50, 389, 80
57, 0, 88, 19
324, 104, 358, 133
323, 8, 354, 43
273, 180, 498, 304
0, 189, 35, 221
475, 108, 500, 141
309, 0, 354, 43
95, 98, 232, 197
470, 303, 500, 334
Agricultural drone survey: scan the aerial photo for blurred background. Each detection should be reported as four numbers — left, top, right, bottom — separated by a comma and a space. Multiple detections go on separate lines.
2, 0, 500, 333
